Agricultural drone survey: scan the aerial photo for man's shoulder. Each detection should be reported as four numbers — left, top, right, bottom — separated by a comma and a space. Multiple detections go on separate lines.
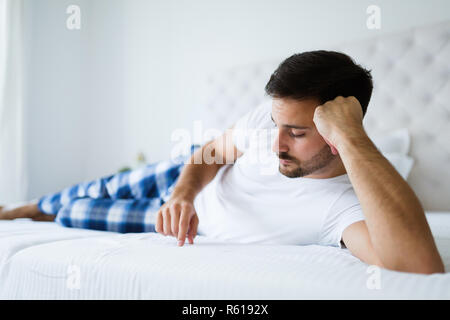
330, 184, 361, 212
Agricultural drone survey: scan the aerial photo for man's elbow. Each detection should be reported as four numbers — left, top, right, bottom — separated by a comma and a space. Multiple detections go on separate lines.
406, 260, 445, 275
382, 257, 445, 275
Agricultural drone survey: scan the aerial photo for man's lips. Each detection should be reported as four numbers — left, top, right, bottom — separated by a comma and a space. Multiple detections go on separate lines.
279, 159, 293, 165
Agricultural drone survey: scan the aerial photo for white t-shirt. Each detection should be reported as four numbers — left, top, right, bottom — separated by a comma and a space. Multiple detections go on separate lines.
193, 100, 365, 248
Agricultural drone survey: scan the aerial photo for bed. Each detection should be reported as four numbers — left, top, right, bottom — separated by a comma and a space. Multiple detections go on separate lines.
0, 212, 449, 299
1, 20, 449, 299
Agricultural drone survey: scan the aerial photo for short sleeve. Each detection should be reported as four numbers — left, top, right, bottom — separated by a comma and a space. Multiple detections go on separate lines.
319, 187, 366, 248
231, 100, 272, 153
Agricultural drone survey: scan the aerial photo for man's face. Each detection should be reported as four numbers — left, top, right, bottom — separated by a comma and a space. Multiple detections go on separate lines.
271, 97, 338, 178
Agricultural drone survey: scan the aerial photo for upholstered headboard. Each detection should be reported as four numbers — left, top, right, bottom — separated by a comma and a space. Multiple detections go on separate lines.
200, 21, 450, 211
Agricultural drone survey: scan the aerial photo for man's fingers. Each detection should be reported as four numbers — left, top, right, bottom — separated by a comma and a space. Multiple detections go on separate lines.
170, 203, 181, 238
177, 209, 190, 246
187, 214, 199, 245
157, 200, 198, 245
177, 204, 196, 246
162, 208, 172, 236
155, 210, 163, 234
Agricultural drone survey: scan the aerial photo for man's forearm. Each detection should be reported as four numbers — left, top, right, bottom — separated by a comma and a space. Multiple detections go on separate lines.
337, 129, 444, 273
171, 141, 225, 202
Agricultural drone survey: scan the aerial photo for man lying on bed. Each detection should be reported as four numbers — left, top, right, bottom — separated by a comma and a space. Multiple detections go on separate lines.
0, 50, 444, 274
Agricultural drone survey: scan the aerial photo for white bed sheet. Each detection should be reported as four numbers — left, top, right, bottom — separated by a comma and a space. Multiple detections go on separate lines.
0, 212, 449, 299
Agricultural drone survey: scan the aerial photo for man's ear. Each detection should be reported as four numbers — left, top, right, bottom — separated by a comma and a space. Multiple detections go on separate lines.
323, 136, 339, 155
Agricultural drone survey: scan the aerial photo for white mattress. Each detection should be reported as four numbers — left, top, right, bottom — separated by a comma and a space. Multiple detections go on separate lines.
0, 212, 449, 299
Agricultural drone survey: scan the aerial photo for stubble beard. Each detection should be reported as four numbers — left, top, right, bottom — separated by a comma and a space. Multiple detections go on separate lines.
278, 144, 337, 178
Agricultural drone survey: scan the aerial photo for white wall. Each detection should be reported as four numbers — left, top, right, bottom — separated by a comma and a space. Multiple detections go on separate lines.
24, 0, 450, 200
24, 0, 128, 198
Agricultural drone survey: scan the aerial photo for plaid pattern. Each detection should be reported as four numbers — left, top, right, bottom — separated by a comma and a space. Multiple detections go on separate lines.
37, 144, 201, 233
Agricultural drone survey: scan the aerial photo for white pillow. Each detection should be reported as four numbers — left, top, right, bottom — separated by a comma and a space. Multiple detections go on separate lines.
370, 128, 414, 179
382, 152, 414, 180
370, 127, 410, 155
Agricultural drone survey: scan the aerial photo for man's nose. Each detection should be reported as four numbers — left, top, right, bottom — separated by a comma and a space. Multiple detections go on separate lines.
272, 130, 289, 154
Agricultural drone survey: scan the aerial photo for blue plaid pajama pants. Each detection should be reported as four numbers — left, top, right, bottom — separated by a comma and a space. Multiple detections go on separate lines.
37, 144, 202, 233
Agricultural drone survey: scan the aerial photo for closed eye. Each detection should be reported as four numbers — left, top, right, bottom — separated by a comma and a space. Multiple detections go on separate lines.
290, 133, 305, 138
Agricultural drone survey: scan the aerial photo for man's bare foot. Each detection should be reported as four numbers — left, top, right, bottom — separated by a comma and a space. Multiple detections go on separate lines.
0, 203, 56, 221
31, 212, 57, 221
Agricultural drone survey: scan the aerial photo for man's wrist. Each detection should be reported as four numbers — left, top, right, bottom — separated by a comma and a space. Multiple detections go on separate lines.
335, 127, 373, 156
170, 188, 198, 202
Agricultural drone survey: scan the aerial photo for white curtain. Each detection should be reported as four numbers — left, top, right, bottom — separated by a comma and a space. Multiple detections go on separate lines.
0, 0, 26, 203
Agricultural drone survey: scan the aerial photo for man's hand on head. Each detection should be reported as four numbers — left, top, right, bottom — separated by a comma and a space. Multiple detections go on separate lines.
312, 96, 365, 155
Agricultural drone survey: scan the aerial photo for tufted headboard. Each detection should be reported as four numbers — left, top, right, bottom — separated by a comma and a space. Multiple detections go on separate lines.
199, 21, 450, 211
